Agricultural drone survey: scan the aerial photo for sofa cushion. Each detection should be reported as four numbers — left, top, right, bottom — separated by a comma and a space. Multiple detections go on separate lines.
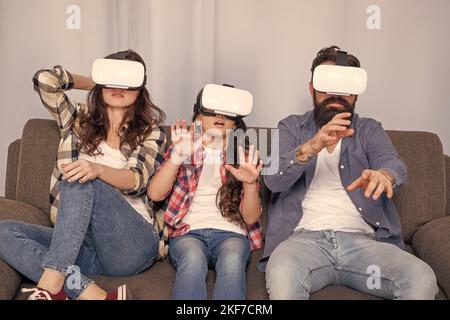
0, 198, 51, 300
246, 249, 269, 299
0, 198, 51, 227
92, 260, 176, 300
14, 246, 447, 300
15, 250, 268, 300
412, 216, 450, 299
80, 250, 268, 300
0, 260, 22, 300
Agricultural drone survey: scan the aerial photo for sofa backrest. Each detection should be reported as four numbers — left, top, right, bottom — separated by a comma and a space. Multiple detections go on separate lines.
11, 120, 446, 243
15, 119, 60, 214
445, 155, 450, 217
5, 139, 21, 200
386, 131, 446, 242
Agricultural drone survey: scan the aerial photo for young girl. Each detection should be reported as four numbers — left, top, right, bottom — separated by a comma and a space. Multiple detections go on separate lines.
148, 87, 263, 300
0, 50, 166, 300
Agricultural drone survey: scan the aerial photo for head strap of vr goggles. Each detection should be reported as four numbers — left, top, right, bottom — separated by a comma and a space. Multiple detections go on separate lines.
335, 50, 349, 66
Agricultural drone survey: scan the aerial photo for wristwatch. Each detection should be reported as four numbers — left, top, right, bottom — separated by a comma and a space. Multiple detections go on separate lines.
296, 145, 312, 163
381, 171, 396, 188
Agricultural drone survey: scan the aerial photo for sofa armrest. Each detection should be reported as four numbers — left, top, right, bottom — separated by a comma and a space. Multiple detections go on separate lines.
445, 154, 450, 216
0, 198, 52, 227
5, 139, 21, 200
412, 216, 450, 298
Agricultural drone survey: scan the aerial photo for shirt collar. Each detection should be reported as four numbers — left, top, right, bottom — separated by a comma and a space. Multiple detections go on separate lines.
299, 109, 317, 131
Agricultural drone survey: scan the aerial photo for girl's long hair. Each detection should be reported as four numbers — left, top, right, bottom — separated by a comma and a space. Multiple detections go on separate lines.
193, 90, 249, 228
76, 50, 166, 157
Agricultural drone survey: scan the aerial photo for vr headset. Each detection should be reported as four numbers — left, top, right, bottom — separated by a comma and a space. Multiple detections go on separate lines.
194, 84, 253, 119
312, 50, 367, 96
91, 51, 146, 90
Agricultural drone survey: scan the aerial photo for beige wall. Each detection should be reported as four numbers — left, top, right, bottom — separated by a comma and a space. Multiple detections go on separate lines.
1, 0, 449, 196
0, 0, 119, 196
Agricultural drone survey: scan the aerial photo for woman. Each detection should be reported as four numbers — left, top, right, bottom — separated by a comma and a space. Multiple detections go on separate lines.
148, 87, 263, 300
0, 50, 166, 300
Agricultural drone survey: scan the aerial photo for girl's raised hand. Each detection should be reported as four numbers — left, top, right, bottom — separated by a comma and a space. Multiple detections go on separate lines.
170, 119, 202, 165
224, 145, 263, 184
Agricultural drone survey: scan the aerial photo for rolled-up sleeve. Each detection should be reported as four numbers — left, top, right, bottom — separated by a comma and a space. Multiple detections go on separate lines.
33, 66, 84, 136
264, 116, 316, 193
364, 120, 407, 192
123, 126, 167, 196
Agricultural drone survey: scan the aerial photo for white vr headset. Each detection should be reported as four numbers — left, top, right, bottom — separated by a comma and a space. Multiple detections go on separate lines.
312, 50, 367, 96
92, 56, 146, 90
196, 84, 253, 118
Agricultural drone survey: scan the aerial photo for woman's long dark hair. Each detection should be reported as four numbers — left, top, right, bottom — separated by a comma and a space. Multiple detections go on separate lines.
76, 50, 166, 157
193, 90, 249, 228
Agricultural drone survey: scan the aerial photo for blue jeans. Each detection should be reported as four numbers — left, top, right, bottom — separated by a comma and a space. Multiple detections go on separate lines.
265, 230, 438, 300
0, 179, 159, 299
169, 229, 251, 300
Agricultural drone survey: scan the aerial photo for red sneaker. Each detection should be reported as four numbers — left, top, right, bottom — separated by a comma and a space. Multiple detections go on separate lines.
105, 284, 132, 300
22, 287, 68, 300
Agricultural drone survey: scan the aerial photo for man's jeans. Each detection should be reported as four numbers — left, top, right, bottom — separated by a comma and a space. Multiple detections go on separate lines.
169, 229, 251, 300
266, 229, 438, 300
0, 179, 159, 299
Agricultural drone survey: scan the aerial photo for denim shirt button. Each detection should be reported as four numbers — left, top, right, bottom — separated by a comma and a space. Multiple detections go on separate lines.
280, 171, 284, 175
358, 207, 363, 212
290, 160, 294, 164
375, 222, 380, 226
340, 165, 345, 169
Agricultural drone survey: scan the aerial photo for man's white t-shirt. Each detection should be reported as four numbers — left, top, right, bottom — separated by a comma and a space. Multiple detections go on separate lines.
295, 140, 374, 234
79, 141, 153, 224
183, 146, 246, 235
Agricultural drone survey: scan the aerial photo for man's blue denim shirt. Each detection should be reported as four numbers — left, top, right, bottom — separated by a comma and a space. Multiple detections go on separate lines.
258, 110, 407, 272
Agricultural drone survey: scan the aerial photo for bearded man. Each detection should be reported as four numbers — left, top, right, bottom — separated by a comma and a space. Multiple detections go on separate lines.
259, 46, 438, 300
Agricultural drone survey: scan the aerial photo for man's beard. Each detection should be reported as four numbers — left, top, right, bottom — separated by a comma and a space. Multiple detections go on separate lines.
313, 93, 356, 129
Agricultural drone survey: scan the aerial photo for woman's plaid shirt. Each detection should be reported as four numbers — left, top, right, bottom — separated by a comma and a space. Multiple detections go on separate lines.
161, 145, 263, 251
32, 66, 167, 240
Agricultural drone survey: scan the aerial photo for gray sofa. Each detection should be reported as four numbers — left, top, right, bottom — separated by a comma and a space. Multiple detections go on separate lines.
1, 119, 449, 300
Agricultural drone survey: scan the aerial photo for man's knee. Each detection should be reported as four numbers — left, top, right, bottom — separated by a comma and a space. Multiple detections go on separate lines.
396, 259, 438, 299
265, 251, 310, 300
